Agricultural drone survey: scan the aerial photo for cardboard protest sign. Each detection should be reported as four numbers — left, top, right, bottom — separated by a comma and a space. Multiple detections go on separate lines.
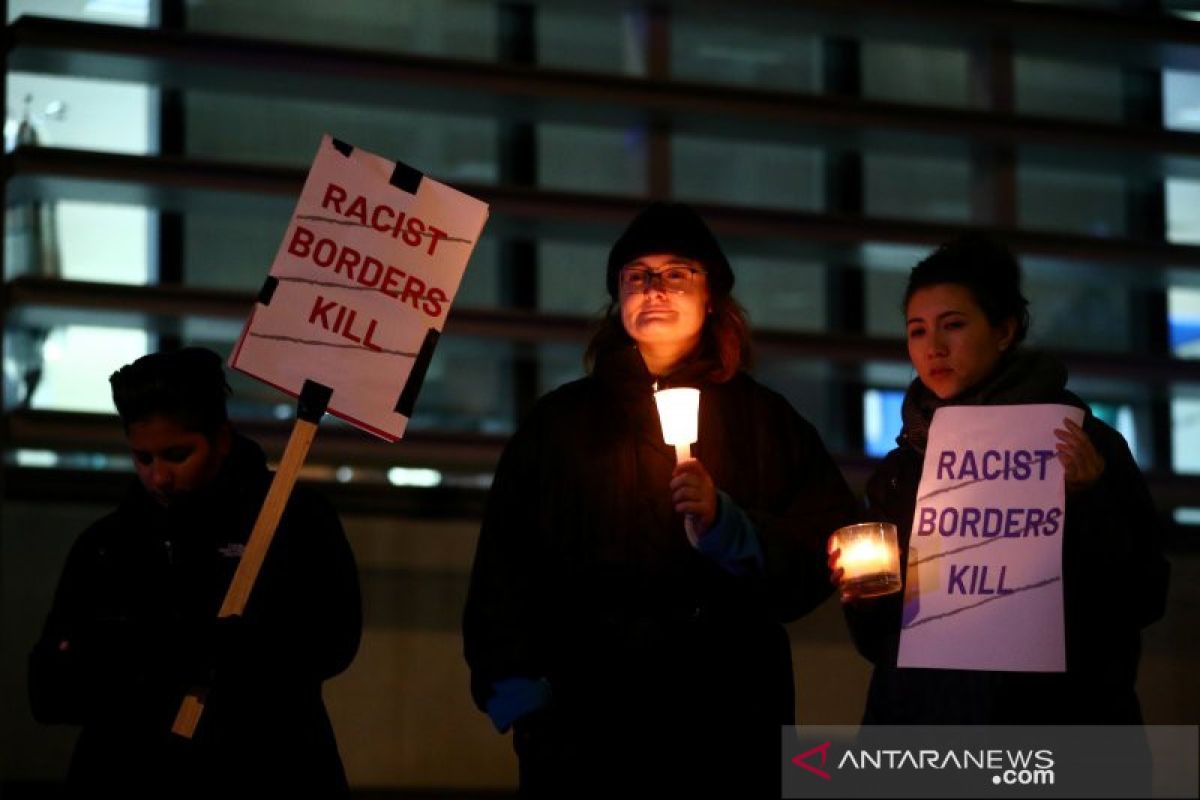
175, 138, 488, 739
230, 134, 489, 441
897, 404, 1084, 672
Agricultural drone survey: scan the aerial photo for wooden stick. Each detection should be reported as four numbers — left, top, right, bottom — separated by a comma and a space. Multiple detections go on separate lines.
222, 415, 319, 617
171, 381, 330, 739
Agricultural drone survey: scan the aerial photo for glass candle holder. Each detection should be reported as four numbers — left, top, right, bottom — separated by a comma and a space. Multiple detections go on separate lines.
832, 521, 902, 599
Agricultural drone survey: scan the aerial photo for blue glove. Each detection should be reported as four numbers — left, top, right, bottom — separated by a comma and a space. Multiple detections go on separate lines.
486, 677, 552, 733
694, 490, 764, 576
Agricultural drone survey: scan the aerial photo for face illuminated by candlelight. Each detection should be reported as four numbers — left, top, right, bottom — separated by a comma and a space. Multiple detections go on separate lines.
619, 254, 710, 376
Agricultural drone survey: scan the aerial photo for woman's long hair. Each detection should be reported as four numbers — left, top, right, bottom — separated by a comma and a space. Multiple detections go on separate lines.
583, 292, 753, 383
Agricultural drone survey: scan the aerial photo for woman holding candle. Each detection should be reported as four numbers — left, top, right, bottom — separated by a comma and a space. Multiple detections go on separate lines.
829, 234, 1169, 724
464, 202, 857, 795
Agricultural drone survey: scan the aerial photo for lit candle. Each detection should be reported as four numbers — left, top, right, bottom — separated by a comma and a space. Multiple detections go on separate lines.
832, 522, 902, 599
654, 387, 701, 543
653, 387, 700, 464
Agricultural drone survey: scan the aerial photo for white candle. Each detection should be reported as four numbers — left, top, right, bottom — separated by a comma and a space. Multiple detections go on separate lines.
654, 387, 700, 457
654, 386, 701, 545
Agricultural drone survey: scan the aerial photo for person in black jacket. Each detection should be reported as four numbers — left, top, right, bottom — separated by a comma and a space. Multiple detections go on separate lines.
463, 203, 858, 796
29, 347, 362, 796
829, 234, 1169, 725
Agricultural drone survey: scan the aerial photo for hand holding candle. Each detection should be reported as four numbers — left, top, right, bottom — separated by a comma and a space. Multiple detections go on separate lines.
670, 460, 717, 541
654, 387, 706, 544
828, 522, 902, 601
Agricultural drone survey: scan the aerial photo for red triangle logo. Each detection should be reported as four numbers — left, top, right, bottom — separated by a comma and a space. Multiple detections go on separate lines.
792, 740, 832, 780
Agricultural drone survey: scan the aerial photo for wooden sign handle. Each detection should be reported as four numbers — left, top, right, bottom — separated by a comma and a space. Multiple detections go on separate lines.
171, 381, 331, 739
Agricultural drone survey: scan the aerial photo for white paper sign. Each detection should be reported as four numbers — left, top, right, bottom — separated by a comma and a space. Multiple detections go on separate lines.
231, 135, 489, 441
897, 404, 1084, 672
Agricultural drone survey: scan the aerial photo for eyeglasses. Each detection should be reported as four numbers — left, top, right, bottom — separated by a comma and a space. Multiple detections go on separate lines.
619, 265, 707, 294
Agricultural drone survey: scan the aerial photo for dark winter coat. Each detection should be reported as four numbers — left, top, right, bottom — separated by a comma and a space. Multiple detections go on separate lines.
848, 356, 1169, 724
29, 434, 362, 796
463, 346, 857, 793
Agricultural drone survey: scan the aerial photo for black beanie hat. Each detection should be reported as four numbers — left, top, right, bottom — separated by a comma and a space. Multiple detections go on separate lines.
606, 203, 734, 299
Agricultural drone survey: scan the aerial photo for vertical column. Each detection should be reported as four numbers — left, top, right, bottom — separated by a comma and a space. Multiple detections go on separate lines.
822, 37, 865, 455
644, 3, 671, 198
1122, 32, 1172, 473
155, 0, 186, 352
1, 0, 10, 473
967, 37, 1017, 227
1, 1, 7, 294
822, 37, 863, 218
498, 3, 540, 421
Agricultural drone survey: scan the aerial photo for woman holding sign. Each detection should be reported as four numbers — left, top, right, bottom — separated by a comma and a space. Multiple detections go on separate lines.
830, 234, 1169, 724
464, 203, 857, 796
29, 349, 362, 796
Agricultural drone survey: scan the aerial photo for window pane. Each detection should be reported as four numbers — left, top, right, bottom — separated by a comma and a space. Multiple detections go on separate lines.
406, 336, 516, 434
863, 387, 905, 458
1172, 392, 1200, 474
861, 242, 935, 337
6, 73, 152, 155
537, 341, 586, 397
539, 239, 611, 316
1066, 375, 1152, 467
539, 6, 642, 75
1175, 507, 1200, 526
1018, 167, 1127, 237
863, 263, 911, 339
1088, 401, 1139, 459
1166, 179, 1200, 245
186, 0, 497, 61
8, 0, 151, 26
1164, 70, 1200, 133
864, 153, 970, 223
183, 207, 293, 291
755, 359, 839, 449
5, 325, 148, 414
448, 236, 501, 308
538, 124, 645, 196
184, 93, 498, 183
862, 42, 970, 109
1016, 57, 1124, 123
731, 254, 826, 332
1022, 262, 1135, 352
1169, 287, 1200, 359
673, 135, 824, 212
672, 14, 821, 93
5, 200, 151, 285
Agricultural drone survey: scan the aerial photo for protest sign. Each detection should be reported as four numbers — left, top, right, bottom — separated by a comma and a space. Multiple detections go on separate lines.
230, 134, 489, 441
897, 404, 1084, 672
174, 137, 488, 738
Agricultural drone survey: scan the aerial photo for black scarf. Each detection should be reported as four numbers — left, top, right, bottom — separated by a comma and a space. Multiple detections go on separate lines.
900, 350, 1076, 454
